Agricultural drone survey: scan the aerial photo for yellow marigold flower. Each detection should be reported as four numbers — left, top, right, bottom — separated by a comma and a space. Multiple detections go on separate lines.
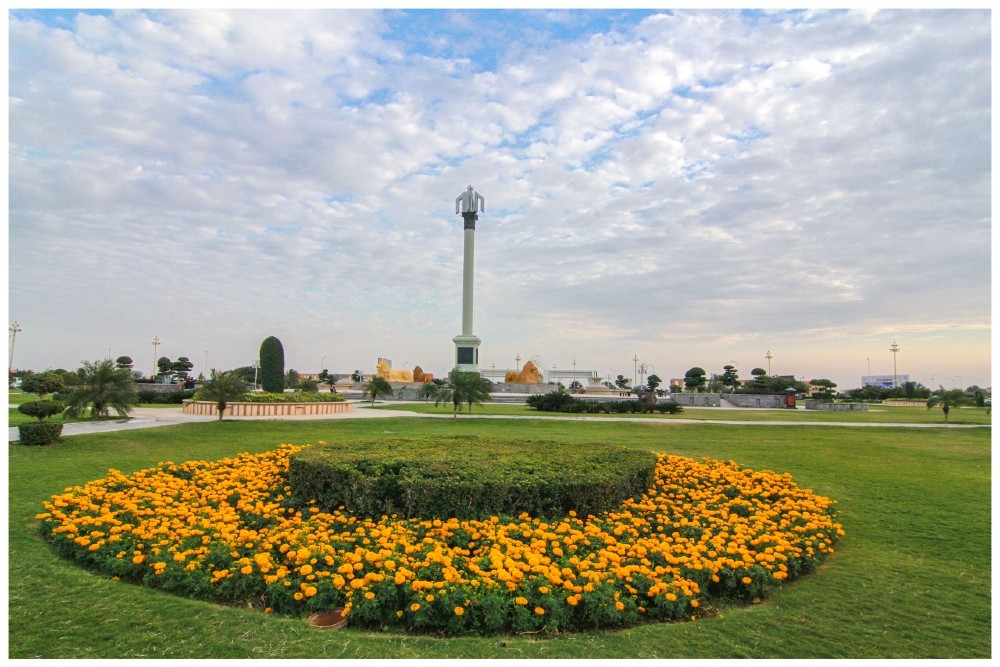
132, 554, 145, 565
364, 591, 375, 600
425, 594, 435, 602
410, 603, 420, 612
742, 576, 753, 585
534, 607, 545, 616
566, 595, 579, 606
615, 601, 625, 611
300, 564, 313, 576
305, 586, 318, 597
690, 599, 699, 608
294, 592, 304, 601
515, 597, 528, 606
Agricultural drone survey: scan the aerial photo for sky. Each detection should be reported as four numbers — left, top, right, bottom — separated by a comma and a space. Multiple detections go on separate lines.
6, 7, 993, 391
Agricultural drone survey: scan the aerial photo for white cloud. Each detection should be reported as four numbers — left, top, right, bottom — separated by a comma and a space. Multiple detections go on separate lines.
7, 8, 991, 390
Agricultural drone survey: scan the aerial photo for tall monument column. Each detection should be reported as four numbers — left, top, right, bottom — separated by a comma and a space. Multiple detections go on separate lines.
453, 185, 484, 373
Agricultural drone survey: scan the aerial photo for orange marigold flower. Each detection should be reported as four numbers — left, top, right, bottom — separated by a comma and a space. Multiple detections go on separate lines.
454, 606, 465, 616
534, 607, 545, 616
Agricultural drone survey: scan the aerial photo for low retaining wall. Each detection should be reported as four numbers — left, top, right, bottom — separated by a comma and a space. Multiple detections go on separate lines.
804, 400, 869, 411
182, 401, 352, 417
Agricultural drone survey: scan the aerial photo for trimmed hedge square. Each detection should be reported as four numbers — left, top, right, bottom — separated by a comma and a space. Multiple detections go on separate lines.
287, 436, 657, 520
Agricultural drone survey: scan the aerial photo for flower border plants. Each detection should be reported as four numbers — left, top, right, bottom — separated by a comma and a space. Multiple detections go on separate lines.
36, 443, 843, 635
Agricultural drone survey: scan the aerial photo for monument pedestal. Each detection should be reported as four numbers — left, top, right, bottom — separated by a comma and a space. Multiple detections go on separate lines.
452, 334, 481, 373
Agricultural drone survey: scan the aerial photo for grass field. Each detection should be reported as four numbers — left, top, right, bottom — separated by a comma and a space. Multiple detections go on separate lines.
376, 400, 992, 425
8, 415, 991, 658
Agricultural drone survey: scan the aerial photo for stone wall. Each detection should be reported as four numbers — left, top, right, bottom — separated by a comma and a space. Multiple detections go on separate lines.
669, 393, 722, 407
804, 400, 869, 411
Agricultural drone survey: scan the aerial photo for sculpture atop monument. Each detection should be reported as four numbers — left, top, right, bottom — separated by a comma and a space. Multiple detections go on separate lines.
455, 184, 485, 214
505, 360, 542, 384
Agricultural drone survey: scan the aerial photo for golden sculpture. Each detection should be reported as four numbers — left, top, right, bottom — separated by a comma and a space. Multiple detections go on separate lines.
412, 365, 433, 383
376, 359, 413, 383
504, 360, 542, 384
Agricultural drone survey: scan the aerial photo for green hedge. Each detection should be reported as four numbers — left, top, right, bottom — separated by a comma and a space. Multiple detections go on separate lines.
527, 391, 683, 415
238, 391, 345, 403
17, 422, 63, 446
288, 436, 657, 520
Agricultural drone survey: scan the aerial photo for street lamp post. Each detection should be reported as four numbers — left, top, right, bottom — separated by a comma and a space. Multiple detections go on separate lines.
632, 354, 639, 391
890, 341, 900, 389
765, 350, 772, 375
151, 336, 161, 381
9, 321, 22, 373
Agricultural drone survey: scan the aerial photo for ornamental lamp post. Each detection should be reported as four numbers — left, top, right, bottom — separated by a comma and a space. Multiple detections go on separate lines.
8, 321, 21, 373
890, 341, 900, 389
151, 336, 161, 380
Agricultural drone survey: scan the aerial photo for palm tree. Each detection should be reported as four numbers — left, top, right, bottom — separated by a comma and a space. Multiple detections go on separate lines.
927, 386, 967, 423
196, 370, 248, 421
364, 376, 393, 406
64, 359, 138, 419
417, 382, 442, 402
435, 370, 491, 418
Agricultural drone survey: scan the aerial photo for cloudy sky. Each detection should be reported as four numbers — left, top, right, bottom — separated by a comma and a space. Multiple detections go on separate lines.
8, 8, 992, 390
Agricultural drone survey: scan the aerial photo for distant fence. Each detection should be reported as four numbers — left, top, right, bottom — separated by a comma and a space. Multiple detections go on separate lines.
182, 401, 352, 417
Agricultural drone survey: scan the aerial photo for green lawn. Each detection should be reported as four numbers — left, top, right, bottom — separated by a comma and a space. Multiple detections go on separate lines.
8, 417, 990, 658
376, 400, 992, 425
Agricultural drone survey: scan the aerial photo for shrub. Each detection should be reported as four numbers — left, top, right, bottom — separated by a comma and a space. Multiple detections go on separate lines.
18, 399, 65, 422
527, 391, 682, 415
259, 336, 285, 393
18, 421, 63, 446
239, 392, 344, 403
288, 436, 657, 520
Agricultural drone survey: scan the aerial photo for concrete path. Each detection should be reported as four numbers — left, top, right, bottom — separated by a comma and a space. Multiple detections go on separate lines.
8, 402, 988, 443
7, 403, 420, 443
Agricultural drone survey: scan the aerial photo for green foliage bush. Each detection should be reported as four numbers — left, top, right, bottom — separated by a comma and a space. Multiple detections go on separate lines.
137, 389, 196, 404
526, 391, 683, 415
239, 392, 345, 403
288, 436, 657, 520
259, 336, 285, 393
17, 399, 65, 422
17, 421, 63, 446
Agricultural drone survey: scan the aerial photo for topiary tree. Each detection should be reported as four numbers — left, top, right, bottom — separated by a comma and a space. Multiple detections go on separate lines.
18, 400, 65, 422
115, 356, 133, 371
259, 336, 285, 393
684, 367, 707, 393
20, 371, 66, 398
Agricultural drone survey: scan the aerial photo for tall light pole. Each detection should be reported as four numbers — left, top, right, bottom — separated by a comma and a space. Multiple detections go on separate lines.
151, 336, 161, 380
8, 321, 22, 373
765, 350, 772, 375
632, 354, 639, 390
514, 353, 521, 371
890, 341, 900, 389
453, 185, 485, 373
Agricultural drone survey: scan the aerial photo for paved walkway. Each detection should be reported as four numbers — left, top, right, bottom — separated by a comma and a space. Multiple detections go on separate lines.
8, 402, 989, 442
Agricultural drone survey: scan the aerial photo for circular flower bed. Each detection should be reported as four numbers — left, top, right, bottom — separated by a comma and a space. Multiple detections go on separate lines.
36, 443, 844, 635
